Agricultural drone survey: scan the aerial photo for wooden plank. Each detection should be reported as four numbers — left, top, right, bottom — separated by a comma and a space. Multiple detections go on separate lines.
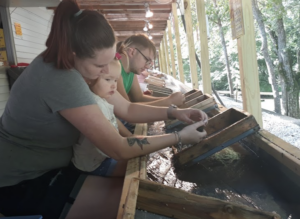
115, 31, 164, 36
180, 94, 211, 108
163, 31, 170, 75
183, 89, 197, 96
49, 4, 172, 10
183, 0, 198, 89
145, 80, 165, 87
152, 91, 170, 97
236, 0, 263, 127
122, 178, 140, 219
77, 0, 167, 3
184, 90, 203, 102
248, 130, 300, 177
147, 84, 172, 93
167, 20, 176, 78
172, 108, 259, 168
137, 178, 281, 219
158, 49, 162, 72
188, 96, 216, 110
160, 41, 167, 74
195, 0, 212, 95
172, 2, 185, 83
117, 123, 148, 219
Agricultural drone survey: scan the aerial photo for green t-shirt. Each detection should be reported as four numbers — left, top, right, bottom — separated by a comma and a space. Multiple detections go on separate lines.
0, 56, 95, 187
121, 62, 135, 94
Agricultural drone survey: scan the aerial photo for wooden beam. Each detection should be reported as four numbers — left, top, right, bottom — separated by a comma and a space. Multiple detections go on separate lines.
117, 123, 148, 219
172, 2, 185, 83
112, 26, 165, 31
78, 4, 172, 10
122, 178, 139, 219
105, 13, 169, 21
137, 178, 281, 219
172, 108, 259, 168
167, 20, 176, 78
236, 0, 263, 127
49, 3, 172, 10
101, 10, 171, 14
196, 0, 212, 95
77, 0, 164, 3
158, 50, 162, 72
163, 31, 170, 75
183, 0, 198, 89
160, 43, 167, 74
115, 31, 163, 36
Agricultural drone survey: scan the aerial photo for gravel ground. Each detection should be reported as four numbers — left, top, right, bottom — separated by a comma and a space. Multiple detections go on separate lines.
217, 95, 300, 149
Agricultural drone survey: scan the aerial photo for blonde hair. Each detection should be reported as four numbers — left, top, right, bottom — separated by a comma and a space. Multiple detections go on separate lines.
122, 34, 156, 59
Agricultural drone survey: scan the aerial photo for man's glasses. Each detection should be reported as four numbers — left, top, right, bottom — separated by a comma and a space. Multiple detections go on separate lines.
135, 48, 153, 69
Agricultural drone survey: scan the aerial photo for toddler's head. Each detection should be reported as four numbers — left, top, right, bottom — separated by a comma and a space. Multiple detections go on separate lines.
90, 54, 121, 99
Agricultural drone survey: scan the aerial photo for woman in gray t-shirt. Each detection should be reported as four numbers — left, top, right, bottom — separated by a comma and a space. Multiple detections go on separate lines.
0, 0, 208, 218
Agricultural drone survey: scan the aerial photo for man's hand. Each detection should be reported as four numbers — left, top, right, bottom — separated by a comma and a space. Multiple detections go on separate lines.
168, 92, 185, 106
172, 108, 208, 124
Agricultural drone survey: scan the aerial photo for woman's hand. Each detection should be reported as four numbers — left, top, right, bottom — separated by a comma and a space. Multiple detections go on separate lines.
172, 108, 208, 124
179, 121, 207, 145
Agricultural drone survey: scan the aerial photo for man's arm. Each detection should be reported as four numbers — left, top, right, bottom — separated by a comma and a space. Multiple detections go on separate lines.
117, 75, 130, 101
128, 75, 162, 102
130, 75, 186, 107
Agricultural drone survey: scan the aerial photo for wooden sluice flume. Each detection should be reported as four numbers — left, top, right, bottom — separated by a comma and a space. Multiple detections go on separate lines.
116, 83, 300, 218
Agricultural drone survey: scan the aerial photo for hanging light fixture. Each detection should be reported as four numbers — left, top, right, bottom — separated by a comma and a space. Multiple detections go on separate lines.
147, 31, 153, 40
143, 22, 148, 32
143, 20, 153, 31
145, 3, 153, 18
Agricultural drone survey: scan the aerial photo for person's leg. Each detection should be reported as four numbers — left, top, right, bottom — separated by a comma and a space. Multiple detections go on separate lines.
66, 175, 123, 219
110, 160, 127, 177
89, 158, 127, 178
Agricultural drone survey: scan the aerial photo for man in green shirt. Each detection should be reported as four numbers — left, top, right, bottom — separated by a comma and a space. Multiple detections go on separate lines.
117, 34, 185, 107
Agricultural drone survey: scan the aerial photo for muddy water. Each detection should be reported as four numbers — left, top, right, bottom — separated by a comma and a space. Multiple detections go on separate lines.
144, 122, 300, 219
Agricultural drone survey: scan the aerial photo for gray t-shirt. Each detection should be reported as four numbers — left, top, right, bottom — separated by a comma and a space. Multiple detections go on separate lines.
0, 56, 95, 187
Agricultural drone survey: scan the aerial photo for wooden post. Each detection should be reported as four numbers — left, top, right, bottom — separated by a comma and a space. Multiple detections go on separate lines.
158, 50, 162, 72
167, 20, 176, 78
172, 2, 185, 83
160, 42, 167, 74
236, 0, 263, 127
183, 0, 198, 89
163, 31, 170, 75
117, 124, 148, 219
196, 0, 212, 95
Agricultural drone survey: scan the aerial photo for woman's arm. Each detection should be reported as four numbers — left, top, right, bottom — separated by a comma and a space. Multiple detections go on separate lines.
60, 105, 207, 161
107, 91, 208, 124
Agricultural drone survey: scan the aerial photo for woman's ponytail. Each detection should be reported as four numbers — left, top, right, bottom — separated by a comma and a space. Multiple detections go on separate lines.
43, 0, 79, 69
43, 0, 116, 70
